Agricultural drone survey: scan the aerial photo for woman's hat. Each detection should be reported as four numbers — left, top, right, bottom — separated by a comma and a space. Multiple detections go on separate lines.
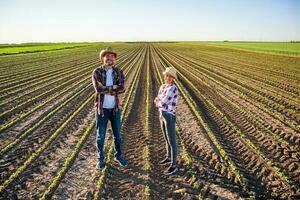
163, 67, 177, 79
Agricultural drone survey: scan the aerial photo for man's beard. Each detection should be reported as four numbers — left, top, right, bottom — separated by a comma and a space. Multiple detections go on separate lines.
105, 60, 114, 66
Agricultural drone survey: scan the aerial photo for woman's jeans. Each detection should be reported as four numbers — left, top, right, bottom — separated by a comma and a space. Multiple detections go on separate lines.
160, 110, 178, 167
95, 108, 122, 162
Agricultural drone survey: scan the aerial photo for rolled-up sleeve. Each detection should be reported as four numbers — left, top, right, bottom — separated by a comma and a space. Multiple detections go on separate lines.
115, 69, 126, 94
160, 86, 174, 105
92, 69, 106, 93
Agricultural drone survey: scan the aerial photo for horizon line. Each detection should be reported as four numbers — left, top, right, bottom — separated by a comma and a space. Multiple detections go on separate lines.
1, 40, 300, 45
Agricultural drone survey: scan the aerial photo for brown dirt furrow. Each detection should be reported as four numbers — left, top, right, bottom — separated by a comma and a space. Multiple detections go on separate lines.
98, 50, 148, 199
0, 88, 94, 179
159, 46, 300, 133
169, 56, 300, 189
150, 47, 248, 199
0, 80, 91, 149
0, 97, 95, 199
178, 77, 296, 199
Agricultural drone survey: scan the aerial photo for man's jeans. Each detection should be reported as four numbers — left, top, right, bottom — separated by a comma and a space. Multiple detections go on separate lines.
95, 108, 122, 162
160, 110, 178, 167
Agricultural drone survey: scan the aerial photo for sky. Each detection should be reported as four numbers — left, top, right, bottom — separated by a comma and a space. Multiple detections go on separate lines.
0, 0, 300, 43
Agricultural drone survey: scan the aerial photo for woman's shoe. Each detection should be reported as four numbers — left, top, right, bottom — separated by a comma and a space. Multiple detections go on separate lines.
159, 158, 171, 165
165, 165, 178, 175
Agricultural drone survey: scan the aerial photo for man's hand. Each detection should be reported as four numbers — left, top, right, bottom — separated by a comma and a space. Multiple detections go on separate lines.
107, 85, 118, 95
110, 91, 116, 95
107, 86, 116, 96
95, 80, 103, 87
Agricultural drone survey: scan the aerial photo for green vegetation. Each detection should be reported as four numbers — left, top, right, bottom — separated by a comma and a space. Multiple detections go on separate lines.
1, 43, 298, 198
40, 119, 96, 200
144, 48, 151, 199
202, 41, 300, 55
2, 41, 299, 56
0, 95, 94, 193
0, 43, 96, 55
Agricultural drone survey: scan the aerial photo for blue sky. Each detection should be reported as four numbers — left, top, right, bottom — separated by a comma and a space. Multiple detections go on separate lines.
0, 0, 299, 43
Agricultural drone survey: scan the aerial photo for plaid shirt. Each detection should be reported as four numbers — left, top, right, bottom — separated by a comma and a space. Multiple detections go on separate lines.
92, 65, 125, 116
155, 83, 178, 116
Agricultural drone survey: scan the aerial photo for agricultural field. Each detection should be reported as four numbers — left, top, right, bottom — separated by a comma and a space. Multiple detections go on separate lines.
0, 43, 95, 55
201, 41, 300, 56
0, 42, 299, 199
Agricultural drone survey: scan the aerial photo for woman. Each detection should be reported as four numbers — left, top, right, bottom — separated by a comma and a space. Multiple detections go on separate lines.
154, 67, 179, 175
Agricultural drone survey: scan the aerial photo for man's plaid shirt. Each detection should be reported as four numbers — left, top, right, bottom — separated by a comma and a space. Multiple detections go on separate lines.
92, 65, 125, 116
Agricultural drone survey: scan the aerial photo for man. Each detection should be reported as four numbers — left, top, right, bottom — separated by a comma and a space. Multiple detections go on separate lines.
92, 47, 128, 170
154, 67, 179, 175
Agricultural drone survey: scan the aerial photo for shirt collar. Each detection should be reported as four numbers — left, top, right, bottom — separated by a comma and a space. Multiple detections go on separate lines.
101, 65, 115, 71
165, 82, 174, 87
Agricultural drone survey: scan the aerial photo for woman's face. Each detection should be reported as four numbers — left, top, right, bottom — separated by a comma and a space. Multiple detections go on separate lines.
164, 74, 175, 84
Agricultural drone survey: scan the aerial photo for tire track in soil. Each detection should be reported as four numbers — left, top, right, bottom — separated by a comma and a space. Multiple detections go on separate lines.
176, 74, 295, 199
0, 88, 94, 180
50, 50, 143, 199
0, 80, 91, 149
50, 127, 112, 200
159, 48, 300, 196
206, 89, 300, 187
156, 47, 297, 198
175, 101, 247, 200
0, 97, 95, 199
98, 48, 148, 199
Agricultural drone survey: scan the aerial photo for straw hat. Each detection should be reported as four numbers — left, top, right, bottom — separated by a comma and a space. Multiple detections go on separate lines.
163, 67, 177, 79
99, 47, 117, 61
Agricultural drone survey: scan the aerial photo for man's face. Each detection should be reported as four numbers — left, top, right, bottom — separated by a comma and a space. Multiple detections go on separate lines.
102, 53, 116, 66
164, 74, 175, 84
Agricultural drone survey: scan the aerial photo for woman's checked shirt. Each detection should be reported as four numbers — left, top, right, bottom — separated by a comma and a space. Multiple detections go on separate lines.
155, 83, 178, 116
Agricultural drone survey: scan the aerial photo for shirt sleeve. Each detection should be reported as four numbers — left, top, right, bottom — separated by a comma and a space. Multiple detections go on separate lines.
155, 85, 163, 107
92, 69, 106, 93
159, 85, 163, 92
115, 68, 126, 94
158, 85, 164, 95
173, 86, 178, 103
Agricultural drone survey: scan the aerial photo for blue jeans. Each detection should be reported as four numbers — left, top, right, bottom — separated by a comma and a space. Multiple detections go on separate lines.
95, 108, 123, 162
160, 110, 178, 166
